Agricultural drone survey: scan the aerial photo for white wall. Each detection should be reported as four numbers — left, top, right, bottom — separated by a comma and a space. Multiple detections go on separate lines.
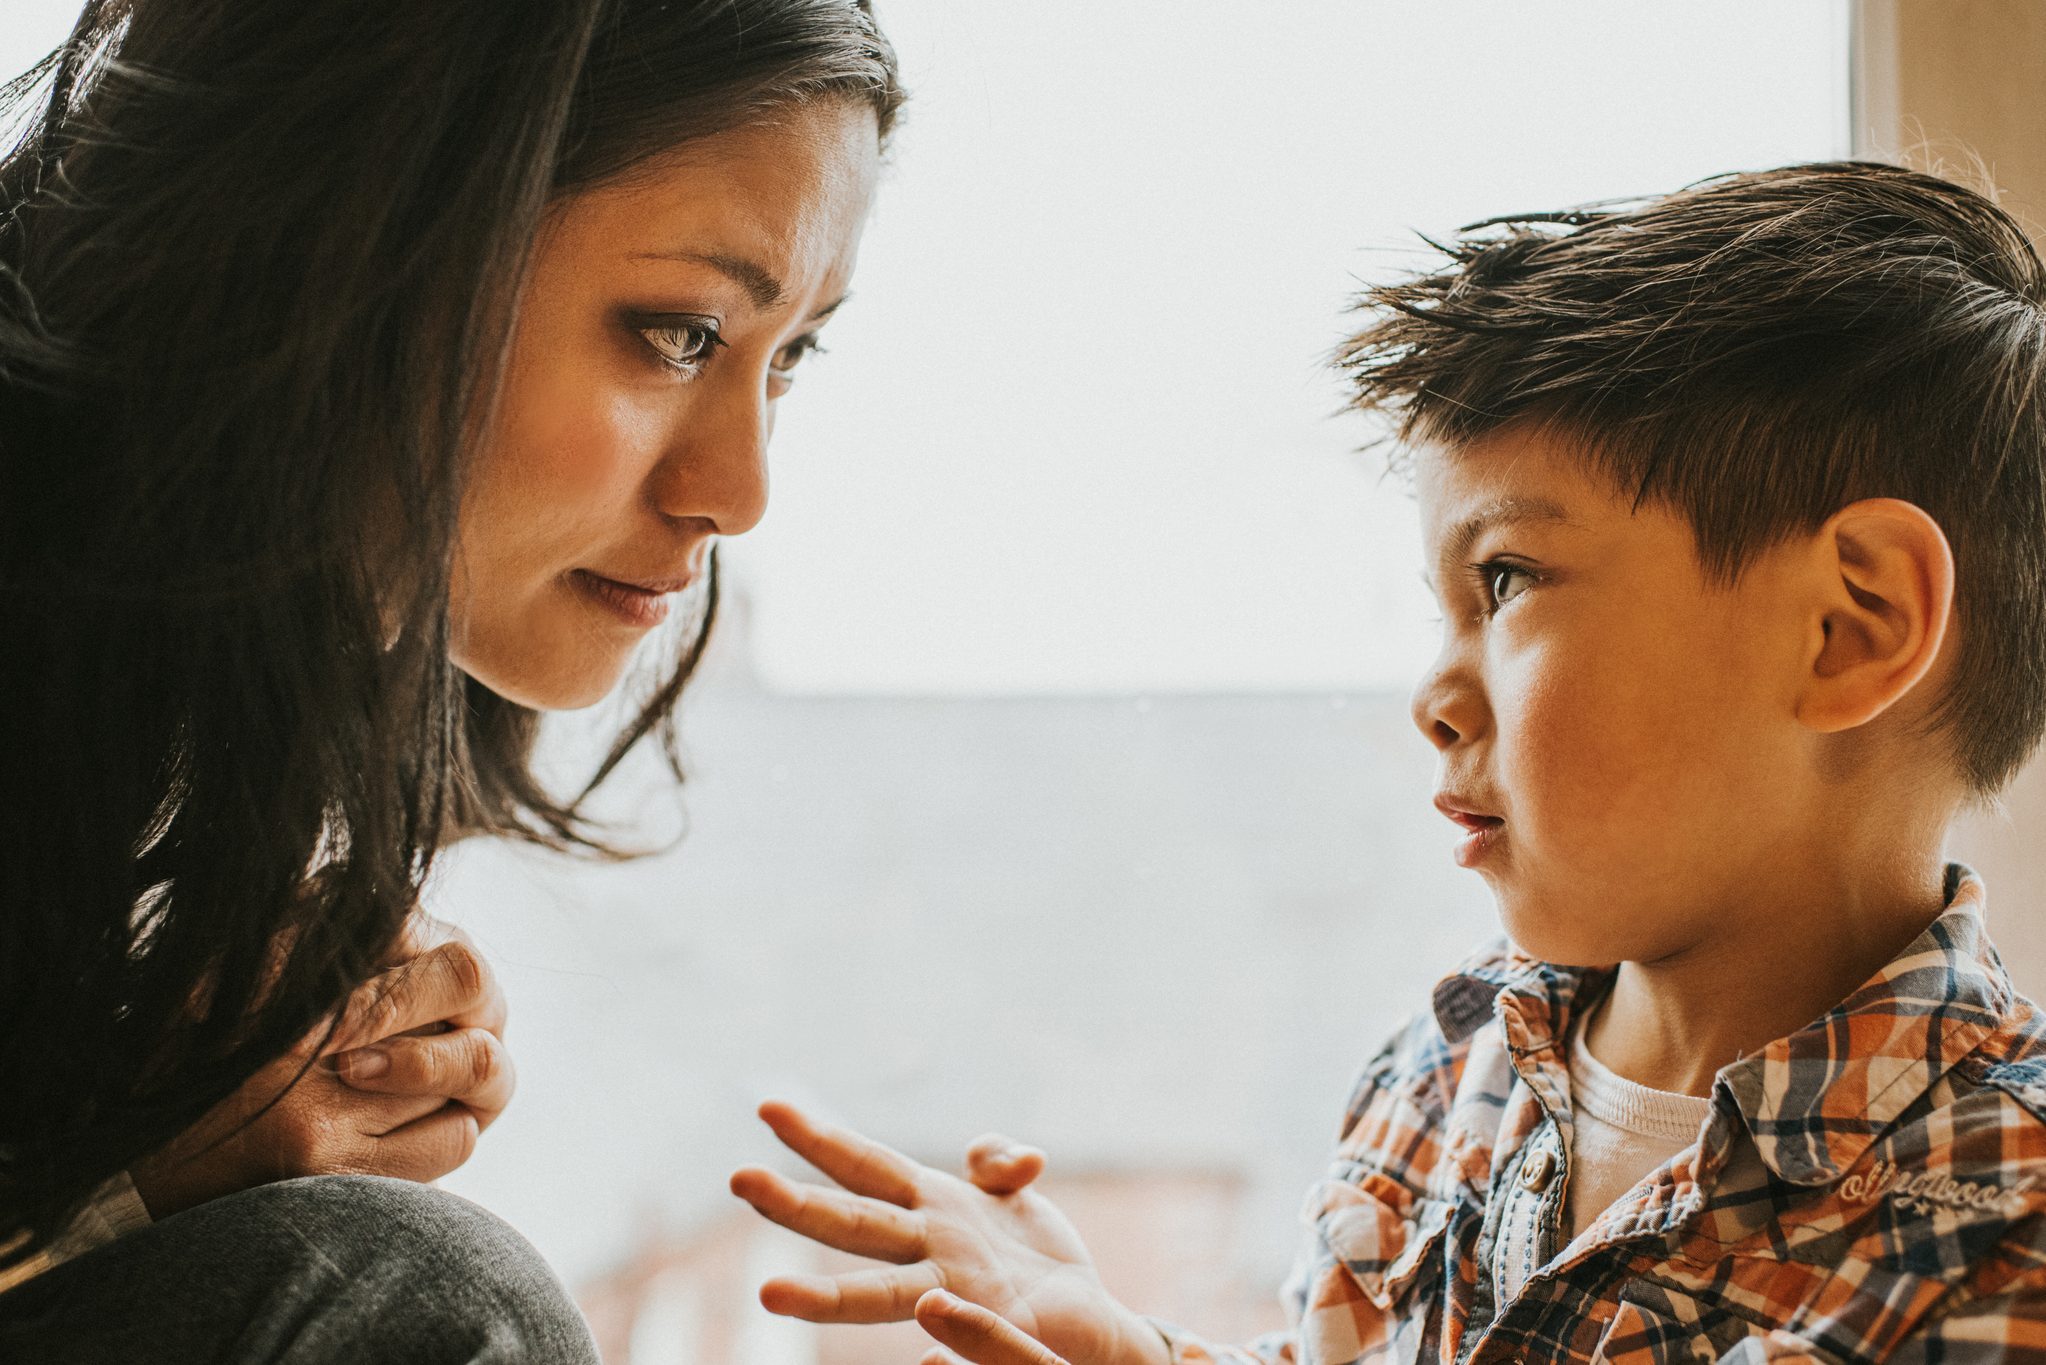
0, 0, 71, 75
749, 0, 1850, 694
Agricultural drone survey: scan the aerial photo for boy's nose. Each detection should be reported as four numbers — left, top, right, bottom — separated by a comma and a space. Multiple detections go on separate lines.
1410, 666, 1477, 751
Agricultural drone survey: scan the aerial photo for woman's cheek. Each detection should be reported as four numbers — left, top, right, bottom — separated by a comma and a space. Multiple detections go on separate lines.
511, 381, 657, 508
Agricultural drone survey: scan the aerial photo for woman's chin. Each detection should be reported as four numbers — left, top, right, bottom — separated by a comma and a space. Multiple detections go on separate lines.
454, 647, 632, 712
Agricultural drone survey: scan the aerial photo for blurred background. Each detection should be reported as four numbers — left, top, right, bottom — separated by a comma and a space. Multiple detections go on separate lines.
6, 2, 2045, 1360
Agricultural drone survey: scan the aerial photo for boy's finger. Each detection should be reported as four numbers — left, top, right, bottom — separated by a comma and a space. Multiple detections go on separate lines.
758, 1263, 944, 1324
757, 1100, 923, 1206
964, 1133, 1047, 1196
921, 1351, 971, 1365
916, 1289, 1074, 1365
730, 1165, 927, 1263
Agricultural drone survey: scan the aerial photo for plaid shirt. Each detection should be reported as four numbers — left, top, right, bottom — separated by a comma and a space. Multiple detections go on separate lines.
1163, 867, 2046, 1364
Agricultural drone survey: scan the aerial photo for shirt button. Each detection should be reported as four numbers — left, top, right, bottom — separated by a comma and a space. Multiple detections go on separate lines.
1520, 1148, 1557, 1193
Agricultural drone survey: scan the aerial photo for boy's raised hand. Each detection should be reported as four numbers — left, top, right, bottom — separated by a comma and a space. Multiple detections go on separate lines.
730, 1101, 1169, 1365
916, 1289, 1078, 1365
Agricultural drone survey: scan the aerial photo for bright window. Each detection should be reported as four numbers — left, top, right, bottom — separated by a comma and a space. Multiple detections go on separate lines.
442, 5, 1851, 1357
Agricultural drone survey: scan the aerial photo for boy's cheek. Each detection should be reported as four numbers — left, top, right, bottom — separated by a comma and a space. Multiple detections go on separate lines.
1502, 646, 1792, 891
1497, 641, 1663, 816
1498, 662, 1715, 875
1489, 708, 1725, 962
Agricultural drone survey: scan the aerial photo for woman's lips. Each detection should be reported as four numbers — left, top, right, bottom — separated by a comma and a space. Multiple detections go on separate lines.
569, 569, 688, 629
1433, 794, 1506, 868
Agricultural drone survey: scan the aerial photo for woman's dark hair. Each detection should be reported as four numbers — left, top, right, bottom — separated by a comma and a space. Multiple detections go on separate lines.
0, 0, 902, 1258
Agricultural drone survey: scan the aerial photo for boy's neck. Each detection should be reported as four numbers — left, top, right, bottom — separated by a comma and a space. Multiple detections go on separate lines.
1581, 846, 1955, 1098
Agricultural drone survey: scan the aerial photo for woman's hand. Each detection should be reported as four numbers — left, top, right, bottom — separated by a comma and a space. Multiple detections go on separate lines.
730, 1101, 1169, 1365
129, 915, 513, 1218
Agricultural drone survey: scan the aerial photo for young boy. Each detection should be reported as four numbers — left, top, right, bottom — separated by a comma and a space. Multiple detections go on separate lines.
730, 162, 2046, 1364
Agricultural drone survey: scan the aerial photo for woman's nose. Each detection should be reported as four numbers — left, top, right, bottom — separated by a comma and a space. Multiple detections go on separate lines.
650, 378, 771, 537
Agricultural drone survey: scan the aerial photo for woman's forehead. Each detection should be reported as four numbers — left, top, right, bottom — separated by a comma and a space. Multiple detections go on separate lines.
560, 104, 878, 266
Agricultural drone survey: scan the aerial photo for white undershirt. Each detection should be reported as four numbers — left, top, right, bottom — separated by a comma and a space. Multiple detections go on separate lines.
1563, 1012, 1711, 1239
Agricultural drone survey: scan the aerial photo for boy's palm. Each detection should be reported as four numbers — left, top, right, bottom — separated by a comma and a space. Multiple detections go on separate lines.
732, 1101, 1146, 1365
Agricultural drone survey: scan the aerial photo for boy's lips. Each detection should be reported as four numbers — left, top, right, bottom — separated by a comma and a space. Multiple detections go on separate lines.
1432, 792, 1501, 828
1433, 793, 1506, 868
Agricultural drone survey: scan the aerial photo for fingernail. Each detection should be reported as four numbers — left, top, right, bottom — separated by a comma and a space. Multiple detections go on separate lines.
340, 1047, 389, 1080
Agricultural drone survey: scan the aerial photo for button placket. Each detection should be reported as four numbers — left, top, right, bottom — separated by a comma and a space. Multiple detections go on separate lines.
1480, 1120, 1573, 1343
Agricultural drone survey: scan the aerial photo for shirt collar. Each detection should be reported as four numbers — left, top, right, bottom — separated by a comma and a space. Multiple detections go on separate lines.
1431, 865, 2011, 1187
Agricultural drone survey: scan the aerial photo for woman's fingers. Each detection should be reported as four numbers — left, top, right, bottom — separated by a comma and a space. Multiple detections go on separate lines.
325, 932, 504, 1053
965, 1133, 1047, 1196
730, 1165, 927, 1263
334, 1026, 516, 1128
757, 1100, 924, 1206
377, 918, 472, 1036
758, 1263, 944, 1324
263, 1087, 470, 1183
367, 1101, 483, 1183
916, 1290, 1074, 1365
414, 924, 506, 1036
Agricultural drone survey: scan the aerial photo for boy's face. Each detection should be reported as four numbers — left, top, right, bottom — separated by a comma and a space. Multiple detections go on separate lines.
1412, 423, 1820, 967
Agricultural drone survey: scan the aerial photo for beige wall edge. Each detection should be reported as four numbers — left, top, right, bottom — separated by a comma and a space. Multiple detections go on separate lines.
1852, 2, 2046, 989
1851, 0, 2046, 241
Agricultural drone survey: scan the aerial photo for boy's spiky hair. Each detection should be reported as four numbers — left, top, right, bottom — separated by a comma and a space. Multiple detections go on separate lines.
1340, 161, 2046, 795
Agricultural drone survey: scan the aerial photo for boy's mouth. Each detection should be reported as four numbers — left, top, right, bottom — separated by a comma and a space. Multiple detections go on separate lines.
1433, 794, 1506, 867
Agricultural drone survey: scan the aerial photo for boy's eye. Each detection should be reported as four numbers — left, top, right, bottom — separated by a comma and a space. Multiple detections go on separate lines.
638, 315, 727, 374
772, 333, 827, 377
1477, 560, 1535, 612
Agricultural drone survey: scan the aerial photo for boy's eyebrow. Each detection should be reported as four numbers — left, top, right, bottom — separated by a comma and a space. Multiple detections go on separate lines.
1439, 496, 1576, 567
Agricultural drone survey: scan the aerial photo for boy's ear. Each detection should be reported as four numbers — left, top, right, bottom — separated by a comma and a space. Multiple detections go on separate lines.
1796, 498, 1955, 735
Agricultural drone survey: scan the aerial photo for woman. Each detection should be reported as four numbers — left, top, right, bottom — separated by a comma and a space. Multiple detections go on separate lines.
0, 0, 902, 1358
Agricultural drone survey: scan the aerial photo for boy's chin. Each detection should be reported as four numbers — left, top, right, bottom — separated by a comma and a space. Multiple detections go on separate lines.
1492, 890, 1628, 970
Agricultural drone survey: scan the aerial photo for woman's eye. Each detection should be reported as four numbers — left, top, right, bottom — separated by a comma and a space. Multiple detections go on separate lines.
772, 333, 827, 376
638, 317, 726, 373
1479, 561, 1534, 612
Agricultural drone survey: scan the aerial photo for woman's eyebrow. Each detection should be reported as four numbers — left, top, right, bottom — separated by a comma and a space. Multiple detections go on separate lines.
630, 249, 849, 322
632, 248, 785, 308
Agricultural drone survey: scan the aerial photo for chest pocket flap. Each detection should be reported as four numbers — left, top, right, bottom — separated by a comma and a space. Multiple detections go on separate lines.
1591, 1294, 1837, 1365
1307, 1169, 1456, 1311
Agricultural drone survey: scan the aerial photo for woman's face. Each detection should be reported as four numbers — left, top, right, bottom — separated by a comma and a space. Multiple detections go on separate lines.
450, 100, 881, 708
